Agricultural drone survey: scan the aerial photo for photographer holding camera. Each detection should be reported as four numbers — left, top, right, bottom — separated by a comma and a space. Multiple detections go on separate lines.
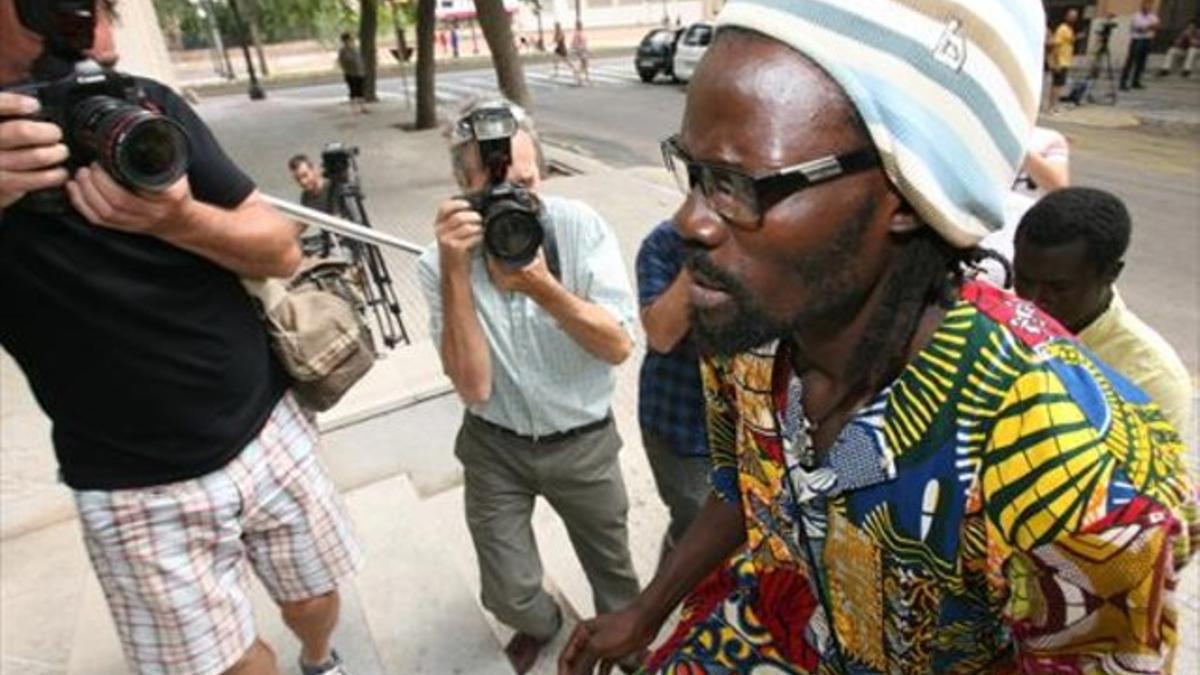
417, 100, 641, 674
0, 2, 362, 674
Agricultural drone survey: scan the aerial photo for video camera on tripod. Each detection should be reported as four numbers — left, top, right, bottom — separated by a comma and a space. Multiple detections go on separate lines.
1094, 18, 1120, 57
308, 142, 409, 350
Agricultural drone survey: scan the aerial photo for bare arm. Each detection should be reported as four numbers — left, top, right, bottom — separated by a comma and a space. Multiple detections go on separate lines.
529, 275, 633, 365
642, 268, 692, 354
1024, 152, 1069, 192
431, 199, 492, 405
559, 493, 746, 674
440, 257, 492, 404
631, 493, 745, 625
66, 165, 300, 279
490, 253, 634, 365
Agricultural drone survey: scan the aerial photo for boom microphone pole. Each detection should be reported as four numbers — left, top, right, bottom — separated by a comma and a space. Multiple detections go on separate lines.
263, 194, 425, 255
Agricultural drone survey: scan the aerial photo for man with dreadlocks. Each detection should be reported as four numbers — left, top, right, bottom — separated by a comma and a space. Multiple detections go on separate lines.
560, 0, 1199, 673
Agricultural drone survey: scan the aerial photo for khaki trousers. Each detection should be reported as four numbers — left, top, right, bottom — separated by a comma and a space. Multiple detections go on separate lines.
455, 413, 641, 639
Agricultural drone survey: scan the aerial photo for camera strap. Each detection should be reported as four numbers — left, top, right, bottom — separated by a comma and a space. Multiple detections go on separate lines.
543, 219, 562, 281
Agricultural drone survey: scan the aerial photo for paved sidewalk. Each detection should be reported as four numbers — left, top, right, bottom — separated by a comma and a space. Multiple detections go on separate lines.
1051, 53, 1200, 130
175, 23, 656, 91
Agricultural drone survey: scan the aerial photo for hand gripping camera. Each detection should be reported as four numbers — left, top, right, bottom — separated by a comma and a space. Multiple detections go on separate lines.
455, 103, 559, 277
2, 0, 190, 214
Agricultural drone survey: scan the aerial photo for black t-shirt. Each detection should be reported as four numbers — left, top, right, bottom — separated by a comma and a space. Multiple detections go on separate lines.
300, 183, 333, 213
0, 78, 287, 490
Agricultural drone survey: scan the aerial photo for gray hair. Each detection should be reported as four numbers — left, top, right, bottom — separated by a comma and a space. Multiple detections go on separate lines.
445, 98, 545, 188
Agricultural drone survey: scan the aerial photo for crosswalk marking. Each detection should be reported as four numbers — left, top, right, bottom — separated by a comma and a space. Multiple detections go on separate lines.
266, 59, 666, 109
404, 62, 649, 110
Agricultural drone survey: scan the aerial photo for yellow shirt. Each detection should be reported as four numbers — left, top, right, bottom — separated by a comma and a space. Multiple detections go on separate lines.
1079, 289, 1193, 441
1051, 23, 1075, 70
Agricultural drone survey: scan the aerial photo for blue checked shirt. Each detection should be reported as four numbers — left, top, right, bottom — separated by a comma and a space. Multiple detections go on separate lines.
636, 221, 708, 457
418, 195, 636, 437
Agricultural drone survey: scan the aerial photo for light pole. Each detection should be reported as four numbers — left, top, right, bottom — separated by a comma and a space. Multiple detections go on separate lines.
224, 0, 266, 100
189, 0, 234, 80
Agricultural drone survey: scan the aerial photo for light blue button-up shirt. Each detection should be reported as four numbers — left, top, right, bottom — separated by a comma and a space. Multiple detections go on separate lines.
418, 195, 636, 437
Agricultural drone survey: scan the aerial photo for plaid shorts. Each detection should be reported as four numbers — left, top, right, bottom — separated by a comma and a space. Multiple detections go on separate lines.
74, 394, 363, 675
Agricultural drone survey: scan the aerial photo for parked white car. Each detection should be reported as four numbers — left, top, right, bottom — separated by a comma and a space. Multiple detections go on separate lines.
672, 21, 714, 83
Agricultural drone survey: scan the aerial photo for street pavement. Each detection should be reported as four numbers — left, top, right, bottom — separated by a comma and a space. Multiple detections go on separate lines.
173, 24, 668, 89
1, 56, 1198, 674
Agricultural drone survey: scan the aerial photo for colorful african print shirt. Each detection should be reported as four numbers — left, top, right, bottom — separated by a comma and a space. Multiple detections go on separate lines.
648, 281, 1199, 674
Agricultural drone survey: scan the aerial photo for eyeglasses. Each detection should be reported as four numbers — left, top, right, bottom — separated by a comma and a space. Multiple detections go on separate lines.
660, 134, 880, 230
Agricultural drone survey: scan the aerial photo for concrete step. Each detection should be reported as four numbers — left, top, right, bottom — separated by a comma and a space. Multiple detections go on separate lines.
317, 338, 451, 434
415, 416, 673, 675
0, 518, 91, 675
319, 389, 466, 498
346, 474, 509, 674
417, 486, 579, 675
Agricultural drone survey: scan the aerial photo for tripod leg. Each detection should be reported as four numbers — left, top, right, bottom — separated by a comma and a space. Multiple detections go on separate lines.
363, 246, 408, 347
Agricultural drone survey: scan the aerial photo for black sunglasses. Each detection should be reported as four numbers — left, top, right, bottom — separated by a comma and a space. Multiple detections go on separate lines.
660, 135, 880, 230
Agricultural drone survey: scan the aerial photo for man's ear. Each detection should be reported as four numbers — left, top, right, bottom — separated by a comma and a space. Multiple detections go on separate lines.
888, 199, 922, 235
1105, 259, 1125, 284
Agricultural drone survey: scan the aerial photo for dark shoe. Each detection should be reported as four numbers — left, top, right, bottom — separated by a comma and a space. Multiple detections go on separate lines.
1184, 71, 1192, 78
301, 649, 349, 675
505, 632, 551, 674
1119, 83, 1130, 91
1132, 82, 1145, 89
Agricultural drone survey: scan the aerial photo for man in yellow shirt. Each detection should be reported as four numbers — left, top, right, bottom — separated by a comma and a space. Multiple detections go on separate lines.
1046, 8, 1079, 113
1014, 187, 1193, 441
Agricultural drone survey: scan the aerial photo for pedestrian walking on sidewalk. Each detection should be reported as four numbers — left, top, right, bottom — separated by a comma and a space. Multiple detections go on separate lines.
1045, 8, 1079, 113
562, 0, 1198, 672
418, 99, 642, 675
338, 31, 369, 114
571, 21, 592, 86
635, 221, 711, 571
1120, 0, 1160, 90
1159, 20, 1198, 77
0, 3, 363, 675
451, 22, 461, 58
552, 22, 577, 82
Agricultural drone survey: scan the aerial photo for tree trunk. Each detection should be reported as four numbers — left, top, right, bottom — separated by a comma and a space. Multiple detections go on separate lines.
248, 18, 270, 76
534, 3, 545, 51
415, 0, 438, 129
473, 0, 532, 109
237, 0, 270, 76
359, 0, 379, 102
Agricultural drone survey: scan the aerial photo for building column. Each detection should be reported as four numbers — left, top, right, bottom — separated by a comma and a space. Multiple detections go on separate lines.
111, 0, 177, 87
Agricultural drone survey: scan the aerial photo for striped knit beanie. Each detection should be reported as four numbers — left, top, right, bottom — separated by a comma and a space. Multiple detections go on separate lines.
716, 0, 1045, 248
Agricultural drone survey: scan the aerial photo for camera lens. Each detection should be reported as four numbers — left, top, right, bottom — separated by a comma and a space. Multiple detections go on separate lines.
69, 96, 189, 192
484, 201, 543, 267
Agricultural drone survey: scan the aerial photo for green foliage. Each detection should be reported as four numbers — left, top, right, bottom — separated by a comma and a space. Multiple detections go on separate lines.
152, 0, 394, 48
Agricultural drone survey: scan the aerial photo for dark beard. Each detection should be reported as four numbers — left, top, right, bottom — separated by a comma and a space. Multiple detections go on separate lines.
685, 211, 872, 357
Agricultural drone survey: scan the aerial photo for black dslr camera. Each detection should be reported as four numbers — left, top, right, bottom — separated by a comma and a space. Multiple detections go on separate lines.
456, 103, 558, 275
2, 0, 190, 214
